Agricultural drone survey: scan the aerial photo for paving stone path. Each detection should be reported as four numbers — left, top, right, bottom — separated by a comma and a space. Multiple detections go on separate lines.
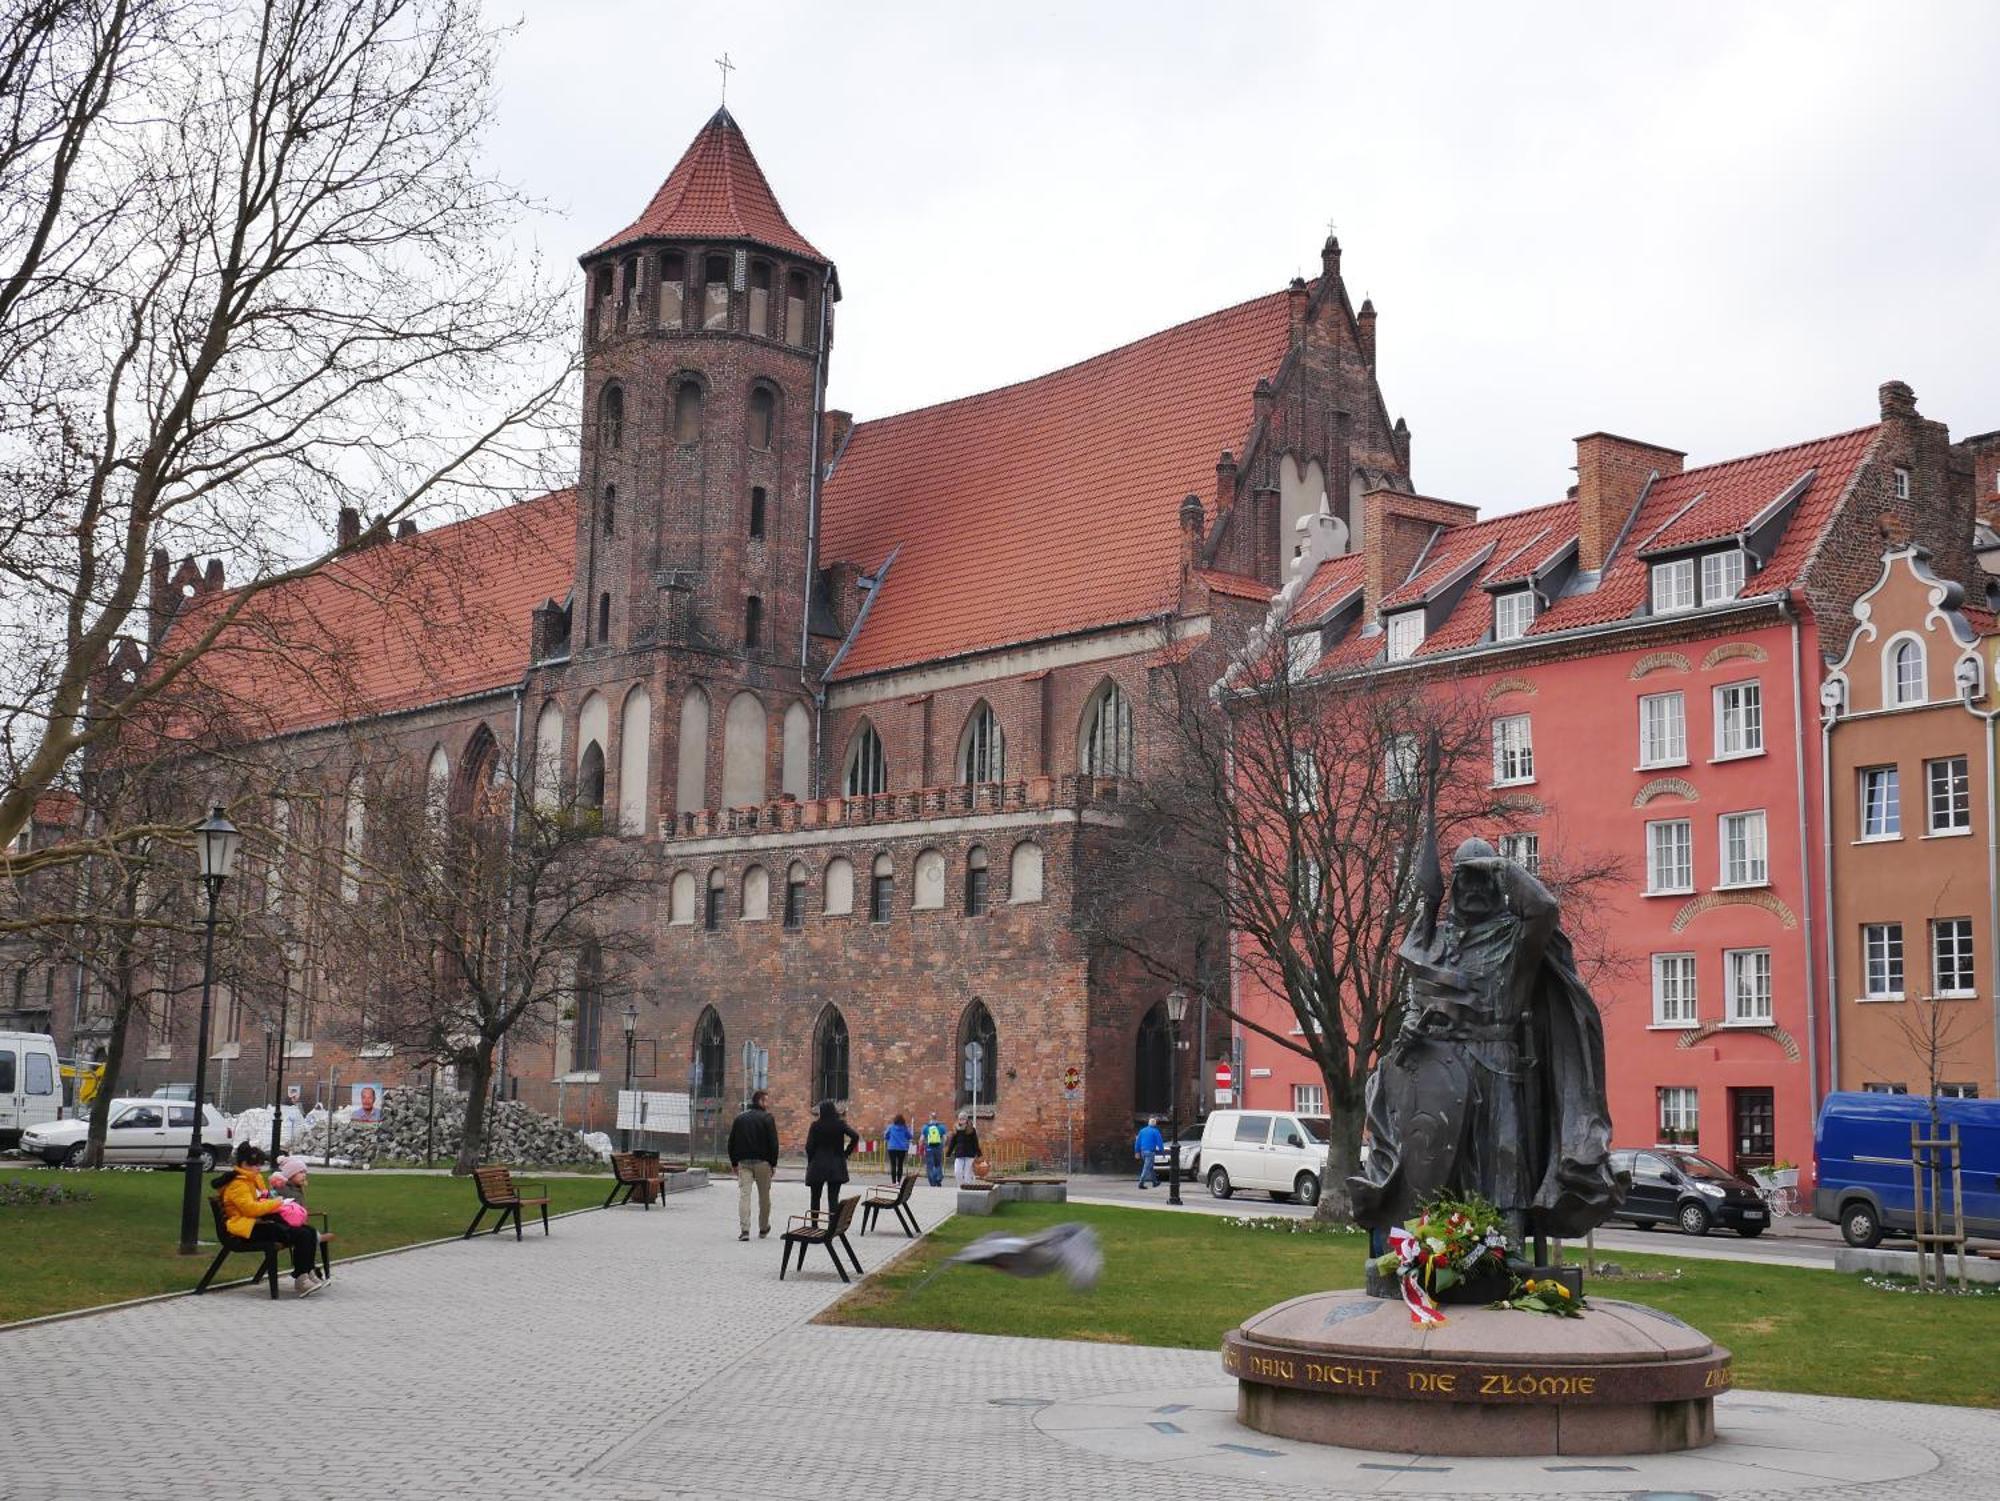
2, 1178, 1993, 1500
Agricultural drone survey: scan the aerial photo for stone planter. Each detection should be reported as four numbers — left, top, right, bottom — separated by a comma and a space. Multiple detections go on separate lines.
957, 1185, 999, 1215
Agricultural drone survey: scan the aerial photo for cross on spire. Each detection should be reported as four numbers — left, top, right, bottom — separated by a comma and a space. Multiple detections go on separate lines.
715, 51, 736, 106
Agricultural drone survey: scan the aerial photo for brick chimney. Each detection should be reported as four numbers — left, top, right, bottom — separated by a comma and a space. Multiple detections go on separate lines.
1179, 493, 1205, 569
1357, 298, 1376, 368
337, 506, 362, 548
1574, 432, 1685, 573
1360, 488, 1479, 623
1962, 429, 2000, 530
1214, 450, 1238, 519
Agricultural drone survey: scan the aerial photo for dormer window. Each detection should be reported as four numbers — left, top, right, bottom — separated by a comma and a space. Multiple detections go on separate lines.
1701, 549, 1745, 603
702, 254, 730, 330
1650, 558, 1696, 615
1384, 610, 1425, 662
1493, 590, 1534, 642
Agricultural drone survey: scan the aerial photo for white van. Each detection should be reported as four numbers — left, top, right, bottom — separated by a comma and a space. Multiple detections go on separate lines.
1199, 1108, 1330, 1205
0, 1031, 62, 1148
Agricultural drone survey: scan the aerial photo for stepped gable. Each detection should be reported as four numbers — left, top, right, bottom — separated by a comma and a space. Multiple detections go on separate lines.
160, 490, 577, 737
592, 106, 823, 261
818, 288, 1297, 680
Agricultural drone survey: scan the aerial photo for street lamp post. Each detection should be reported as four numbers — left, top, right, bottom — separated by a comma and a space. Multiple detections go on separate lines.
178, 808, 240, 1254
621, 1002, 639, 1152
1166, 987, 1188, 1207
267, 983, 291, 1163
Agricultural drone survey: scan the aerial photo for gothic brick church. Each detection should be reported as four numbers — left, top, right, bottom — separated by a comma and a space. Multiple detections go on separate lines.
118, 108, 1409, 1163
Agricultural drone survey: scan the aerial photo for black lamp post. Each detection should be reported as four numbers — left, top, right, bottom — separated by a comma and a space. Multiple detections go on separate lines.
267, 983, 291, 1164
178, 807, 240, 1254
621, 1001, 639, 1151
1166, 987, 1188, 1207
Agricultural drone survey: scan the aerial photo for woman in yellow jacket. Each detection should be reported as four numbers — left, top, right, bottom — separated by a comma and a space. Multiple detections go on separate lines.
220, 1142, 323, 1296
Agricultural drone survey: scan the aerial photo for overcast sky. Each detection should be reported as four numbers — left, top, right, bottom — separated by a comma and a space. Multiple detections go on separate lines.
489, 1, 2000, 515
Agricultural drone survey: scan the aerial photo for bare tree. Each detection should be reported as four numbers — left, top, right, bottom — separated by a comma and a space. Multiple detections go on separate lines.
1090, 629, 1623, 1219
0, 0, 574, 860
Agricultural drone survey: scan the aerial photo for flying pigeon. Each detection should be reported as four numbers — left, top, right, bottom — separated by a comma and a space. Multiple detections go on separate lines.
945, 1222, 1102, 1291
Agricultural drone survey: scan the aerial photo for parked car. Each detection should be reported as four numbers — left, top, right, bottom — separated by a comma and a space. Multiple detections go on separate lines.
1813, 1090, 2000, 1248
0, 1031, 62, 1149
21, 1097, 232, 1169
1150, 1124, 1203, 1180
1199, 1109, 1329, 1205
1606, 1148, 1770, 1237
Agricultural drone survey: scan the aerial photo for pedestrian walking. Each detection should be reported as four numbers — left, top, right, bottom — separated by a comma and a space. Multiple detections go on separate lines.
883, 1113, 913, 1182
919, 1111, 947, 1186
804, 1099, 860, 1220
218, 1142, 323, 1297
1135, 1116, 1164, 1189
728, 1090, 780, 1242
947, 1113, 981, 1187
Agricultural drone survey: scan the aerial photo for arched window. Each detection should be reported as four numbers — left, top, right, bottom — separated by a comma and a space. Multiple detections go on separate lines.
722, 691, 767, 807
692, 1006, 724, 1100
843, 722, 887, 796
964, 845, 989, 916
676, 686, 710, 815
785, 269, 810, 346
1009, 841, 1044, 904
1888, 636, 1927, 706
747, 387, 776, 450
784, 860, 808, 928
824, 856, 854, 916
1080, 680, 1134, 776
533, 700, 563, 807
577, 742, 605, 812
425, 745, 451, 828
781, 701, 810, 799
960, 702, 1004, 784
957, 1000, 998, 1109
704, 868, 724, 930
702, 253, 730, 329
741, 864, 770, 920
913, 848, 945, 910
1134, 1002, 1171, 1114
744, 595, 763, 648
674, 379, 703, 445
598, 384, 624, 451
617, 684, 651, 835
669, 870, 696, 925
577, 692, 608, 810
748, 260, 773, 334
869, 852, 894, 922
658, 250, 685, 327
814, 1006, 850, 1102
571, 942, 602, 1073
601, 484, 615, 534
749, 486, 767, 540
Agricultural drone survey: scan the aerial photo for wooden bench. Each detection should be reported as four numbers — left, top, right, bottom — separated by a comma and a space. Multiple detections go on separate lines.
860, 1173, 922, 1238
463, 1166, 551, 1240
194, 1195, 333, 1298
779, 1195, 863, 1282
605, 1153, 666, 1210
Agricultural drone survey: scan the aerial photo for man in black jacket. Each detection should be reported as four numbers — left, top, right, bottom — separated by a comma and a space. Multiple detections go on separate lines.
728, 1090, 780, 1241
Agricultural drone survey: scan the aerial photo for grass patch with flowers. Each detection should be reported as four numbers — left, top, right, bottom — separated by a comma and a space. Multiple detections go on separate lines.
820, 1199, 1999, 1407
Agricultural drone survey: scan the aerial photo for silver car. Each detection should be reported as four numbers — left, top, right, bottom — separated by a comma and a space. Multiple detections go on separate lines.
22, 1097, 233, 1169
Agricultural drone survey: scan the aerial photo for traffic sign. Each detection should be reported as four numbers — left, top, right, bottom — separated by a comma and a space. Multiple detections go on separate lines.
1061, 1064, 1082, 1094
1215, 1061, 1233, 1092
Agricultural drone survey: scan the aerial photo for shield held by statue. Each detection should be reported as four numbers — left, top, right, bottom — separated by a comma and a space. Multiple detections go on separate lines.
1374, 1039, 1472, 1209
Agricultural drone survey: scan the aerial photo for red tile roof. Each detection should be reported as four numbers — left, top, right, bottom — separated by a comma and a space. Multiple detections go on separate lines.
819, 289, 1297, 679
1199, 568, 1276, 602
593, 108, 823, 261
164, 492, 577, 738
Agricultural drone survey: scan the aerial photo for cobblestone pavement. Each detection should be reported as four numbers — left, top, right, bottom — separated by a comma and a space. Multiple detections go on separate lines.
2, 1179, 1992, 1501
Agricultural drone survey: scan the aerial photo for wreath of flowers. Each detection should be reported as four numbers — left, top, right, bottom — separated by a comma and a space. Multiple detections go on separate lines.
1369, 1192, 1509, 1326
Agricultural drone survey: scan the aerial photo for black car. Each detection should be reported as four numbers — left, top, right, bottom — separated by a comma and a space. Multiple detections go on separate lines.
1607, 1148, 1771, 1238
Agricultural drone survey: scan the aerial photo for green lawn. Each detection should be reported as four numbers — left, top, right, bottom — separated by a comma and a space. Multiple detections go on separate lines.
0, 1169, 610, 1324
821, 1202, 2000, 1409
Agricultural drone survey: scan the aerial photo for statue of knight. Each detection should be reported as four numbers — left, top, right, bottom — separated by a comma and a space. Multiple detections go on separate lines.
1348, 734, 1624, 1268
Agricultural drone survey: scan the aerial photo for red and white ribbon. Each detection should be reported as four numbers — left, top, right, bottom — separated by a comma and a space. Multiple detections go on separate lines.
1387, 1226, 1447, 1327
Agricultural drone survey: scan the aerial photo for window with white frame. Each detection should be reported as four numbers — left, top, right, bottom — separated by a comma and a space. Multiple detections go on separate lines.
1384, 610, 1425, 662
1939, 1082, 1980, 1098
1701, 549, 1746, 604
1652, 952, 1698, 1026
1889, 637, 1926, 706
1293, 1083, 1326, 1115
1385, 733, 1419, 799
1296, 855, 1323, 909
1639, 692, 1686, 768
1286, 629, 1323, 680
1719, 810, 1768, 886
1713, 681, 1763, 758
1863, 922, 1905, 999
1492, 714, 1534, 785
1493, 590, 1534, 642
1927, 756, 1970, 833
1650, 557, 1696, 615
1646, 819, 1694, 893
1657, 1086, 1698, 1145
1499, 832, 1540, 874
1289, 748, 1322, 812
1931, 917, 1975, 997
1859, 766, 1901, 839
1894, 466, 1911, 500
1725, 948, 1773, 1023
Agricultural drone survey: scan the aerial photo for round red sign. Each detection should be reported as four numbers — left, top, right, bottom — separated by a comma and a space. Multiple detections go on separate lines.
1215, 1062, 1233, 1089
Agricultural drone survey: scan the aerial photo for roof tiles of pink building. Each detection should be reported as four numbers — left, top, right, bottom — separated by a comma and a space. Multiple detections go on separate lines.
591, 106, 824, 261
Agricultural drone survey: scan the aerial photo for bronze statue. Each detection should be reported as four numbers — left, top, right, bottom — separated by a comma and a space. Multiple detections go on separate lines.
1349, 778, 1623, 1251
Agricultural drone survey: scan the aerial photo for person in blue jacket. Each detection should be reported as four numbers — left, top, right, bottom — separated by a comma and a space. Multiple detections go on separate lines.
1134, 1116, 1165, 1189
883, 1113, 913, 1182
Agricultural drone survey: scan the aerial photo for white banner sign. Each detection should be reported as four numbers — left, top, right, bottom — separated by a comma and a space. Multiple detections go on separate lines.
617, 1089, 692, 1134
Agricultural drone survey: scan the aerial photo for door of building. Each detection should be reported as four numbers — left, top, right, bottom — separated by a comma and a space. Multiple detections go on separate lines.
1730, 1087, 1775, 1174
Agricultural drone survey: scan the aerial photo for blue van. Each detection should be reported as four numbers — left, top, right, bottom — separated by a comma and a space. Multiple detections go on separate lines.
1813, 1091, 2000, 1247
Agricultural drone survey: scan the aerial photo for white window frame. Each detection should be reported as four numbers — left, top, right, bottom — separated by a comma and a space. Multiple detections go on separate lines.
1292, 1083, 1326, 1115
1859, 765, 1901, 841
1498, 831, 1540, 874
1657, 1085, 1699, 1143
1718, 810, 1769, 888
1651, 952, 1699, 1027
1931, 917, 1976, 998
1384, 733, 1419, 799
1886, 634, 1927, 707
1724, 947, 1774, 1024
1862, 922, 1905, 1000
1701, 549, 1746, 604
1384, 610, 1425, 662
1638, 691, 1687, 769
1288, 748, 1323, 812
1927, 756, 1971, 835
1712, 680, 1763, 759
1894, 466, 1911, 500
1650, 557, 1696, 615
1645, 818, 1694, 895
1492, 589, 1534, 642
1492, 714, 1535, 786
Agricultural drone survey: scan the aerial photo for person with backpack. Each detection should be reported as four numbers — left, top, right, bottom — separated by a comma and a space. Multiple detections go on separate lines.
919, 1112, 947, 1186
946, 1113, 982, 1187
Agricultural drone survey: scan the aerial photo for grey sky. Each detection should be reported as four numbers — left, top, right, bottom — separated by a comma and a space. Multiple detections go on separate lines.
491, 1, 2000, 515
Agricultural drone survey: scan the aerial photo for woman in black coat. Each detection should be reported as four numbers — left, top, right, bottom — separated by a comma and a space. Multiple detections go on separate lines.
803, 1099, 860, 1219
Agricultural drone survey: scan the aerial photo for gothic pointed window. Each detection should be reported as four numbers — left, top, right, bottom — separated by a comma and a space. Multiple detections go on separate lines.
957, 1000, 998, 1108
577, 741, 605, 813
693, 1007, 725, 1101
747, 387, 775, 450
814, 1006, 850, 1102
674, 380, 703, 445
598, 384, 624, 451
843, 722, 887, 796
1079, 680, 1134, 776
960, 702, 1004, 784
1134, 1002, 1171, 1115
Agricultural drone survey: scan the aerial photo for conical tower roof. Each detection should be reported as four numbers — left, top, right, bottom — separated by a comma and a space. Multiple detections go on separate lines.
589, 107, 824, 261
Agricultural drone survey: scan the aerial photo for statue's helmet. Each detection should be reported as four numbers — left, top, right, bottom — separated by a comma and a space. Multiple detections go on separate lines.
1453, 837, 1498, 864
1449, 837, 1507, 916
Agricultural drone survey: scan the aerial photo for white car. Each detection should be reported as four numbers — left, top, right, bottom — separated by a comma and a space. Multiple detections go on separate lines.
1199, 1109, 1330, 1205
22, 1097, 233, 1169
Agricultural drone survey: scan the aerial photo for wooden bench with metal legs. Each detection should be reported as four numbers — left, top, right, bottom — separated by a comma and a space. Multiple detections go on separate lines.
194, 1196, 332, 1296
463, 1166, 551, 1240
779, 1195, 863, 1282
860, 1173, 921, 1238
